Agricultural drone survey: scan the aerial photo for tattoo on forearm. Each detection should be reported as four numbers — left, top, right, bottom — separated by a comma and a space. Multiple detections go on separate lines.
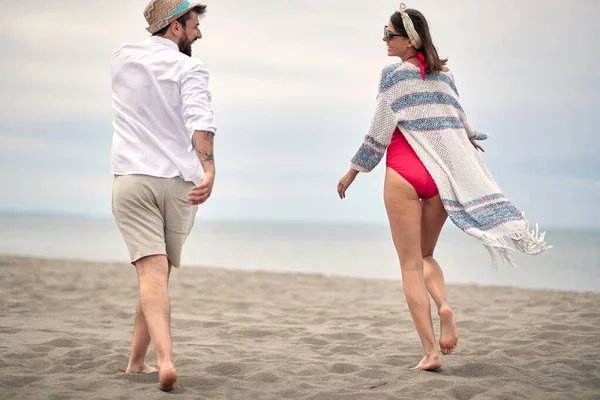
204, 131, 214, 145
198, 150, 214, 163
193, 131, 215, 168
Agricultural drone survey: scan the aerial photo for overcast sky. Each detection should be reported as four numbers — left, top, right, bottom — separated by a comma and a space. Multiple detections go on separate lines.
0, 0, 598, 228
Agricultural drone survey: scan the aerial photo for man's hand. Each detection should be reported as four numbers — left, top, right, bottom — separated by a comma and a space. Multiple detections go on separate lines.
188, 172, 214, 205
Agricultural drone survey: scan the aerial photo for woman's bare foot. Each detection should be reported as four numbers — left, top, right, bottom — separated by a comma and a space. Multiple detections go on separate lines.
159, 365, 179, 392
439, 305, 458, 355
126, 362, 157, 374
414, 353, 443, 370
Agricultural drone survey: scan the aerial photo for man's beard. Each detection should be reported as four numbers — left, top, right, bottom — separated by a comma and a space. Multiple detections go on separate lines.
178, 36, 193, 56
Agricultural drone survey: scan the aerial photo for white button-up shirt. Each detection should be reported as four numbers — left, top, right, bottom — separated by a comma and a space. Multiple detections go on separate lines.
110, 36, 216, 185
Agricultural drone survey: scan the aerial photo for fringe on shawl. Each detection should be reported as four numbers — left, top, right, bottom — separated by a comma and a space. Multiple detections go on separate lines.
478, 214, 552, 271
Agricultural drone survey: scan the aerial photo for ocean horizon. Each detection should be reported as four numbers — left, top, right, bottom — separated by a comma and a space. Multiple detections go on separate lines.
1, 213, 598, 293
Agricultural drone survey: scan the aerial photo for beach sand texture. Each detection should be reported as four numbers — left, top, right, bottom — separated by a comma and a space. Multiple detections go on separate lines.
1, 256, 599, 399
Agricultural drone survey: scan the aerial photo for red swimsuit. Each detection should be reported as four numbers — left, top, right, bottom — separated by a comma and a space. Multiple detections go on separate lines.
385, 127, 439, 199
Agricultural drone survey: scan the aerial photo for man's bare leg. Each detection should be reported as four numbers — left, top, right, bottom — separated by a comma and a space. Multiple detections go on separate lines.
125, 298, 156, 373
135, 255, 178, 391
126, 263, 173, 373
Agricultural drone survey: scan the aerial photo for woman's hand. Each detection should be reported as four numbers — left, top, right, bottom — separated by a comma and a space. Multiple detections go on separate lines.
337, 169, 359, 199
470, 139, 485, 152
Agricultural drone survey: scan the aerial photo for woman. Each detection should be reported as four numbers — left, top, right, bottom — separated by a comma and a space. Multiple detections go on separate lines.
337, 3, 550, 371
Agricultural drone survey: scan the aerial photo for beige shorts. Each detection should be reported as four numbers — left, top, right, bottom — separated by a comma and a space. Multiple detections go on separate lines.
112, 175, 197, 268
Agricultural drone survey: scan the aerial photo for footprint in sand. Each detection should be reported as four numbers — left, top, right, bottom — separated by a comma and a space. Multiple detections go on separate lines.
450, 362, 508, 378
41, 338, 80, 348
247, 371, 282, 383
321, 332, 366, 341
300, 336, 328, 346
330, 363, 360, 374
204, 362, 251, 377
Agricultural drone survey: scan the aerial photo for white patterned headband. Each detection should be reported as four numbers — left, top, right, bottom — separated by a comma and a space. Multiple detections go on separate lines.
398, 3, 422, 50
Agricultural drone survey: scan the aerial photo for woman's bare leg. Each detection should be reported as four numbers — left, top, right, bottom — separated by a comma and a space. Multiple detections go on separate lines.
421, 196, 458, 355
384, 168, 441, 370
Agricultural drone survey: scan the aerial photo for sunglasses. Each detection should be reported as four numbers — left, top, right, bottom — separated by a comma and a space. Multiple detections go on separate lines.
384, 25, 405, 41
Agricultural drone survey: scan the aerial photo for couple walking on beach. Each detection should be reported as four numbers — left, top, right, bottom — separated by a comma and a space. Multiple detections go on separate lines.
110, 0, 551, 391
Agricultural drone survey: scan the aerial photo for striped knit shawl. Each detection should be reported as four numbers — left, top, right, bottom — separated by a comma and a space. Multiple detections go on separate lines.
350, 62, 551, 268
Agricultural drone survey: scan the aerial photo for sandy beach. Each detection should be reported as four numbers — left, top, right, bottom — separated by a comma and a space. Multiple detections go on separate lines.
1, 255, 599, 399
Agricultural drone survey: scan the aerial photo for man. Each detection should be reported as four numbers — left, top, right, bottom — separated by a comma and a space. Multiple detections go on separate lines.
110, 0, 216, 392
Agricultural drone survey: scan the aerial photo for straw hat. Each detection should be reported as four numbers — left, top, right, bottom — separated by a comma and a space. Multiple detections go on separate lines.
144, 0, 204, 34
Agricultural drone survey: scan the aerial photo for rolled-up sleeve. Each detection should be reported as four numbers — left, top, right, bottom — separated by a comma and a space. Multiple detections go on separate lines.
180, 62, 217, 149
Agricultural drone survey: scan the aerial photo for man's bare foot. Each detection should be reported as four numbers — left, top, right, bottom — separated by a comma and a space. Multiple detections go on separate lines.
126, 362, 157, 374
159, 365, 179, 392
439, 305, 458, 355
414, 353, 442, 370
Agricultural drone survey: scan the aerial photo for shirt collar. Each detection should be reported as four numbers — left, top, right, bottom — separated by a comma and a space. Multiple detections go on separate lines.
148, 36, 179, 51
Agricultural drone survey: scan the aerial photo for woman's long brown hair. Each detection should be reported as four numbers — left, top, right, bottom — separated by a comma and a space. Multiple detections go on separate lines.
390, 9, 448, 74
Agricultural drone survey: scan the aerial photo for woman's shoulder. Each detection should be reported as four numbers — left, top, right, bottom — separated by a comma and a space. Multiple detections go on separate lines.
378, 62, 416, 84
438, 67, 455, 84
380, 62, 403, 76
435, 61, 452, 75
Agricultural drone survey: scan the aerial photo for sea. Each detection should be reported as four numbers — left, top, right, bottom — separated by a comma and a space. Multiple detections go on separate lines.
0, 215, 598, 293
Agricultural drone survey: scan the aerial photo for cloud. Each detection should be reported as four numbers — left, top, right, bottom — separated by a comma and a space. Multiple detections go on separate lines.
0, 0, 598, 227
3, 0, 598, 120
